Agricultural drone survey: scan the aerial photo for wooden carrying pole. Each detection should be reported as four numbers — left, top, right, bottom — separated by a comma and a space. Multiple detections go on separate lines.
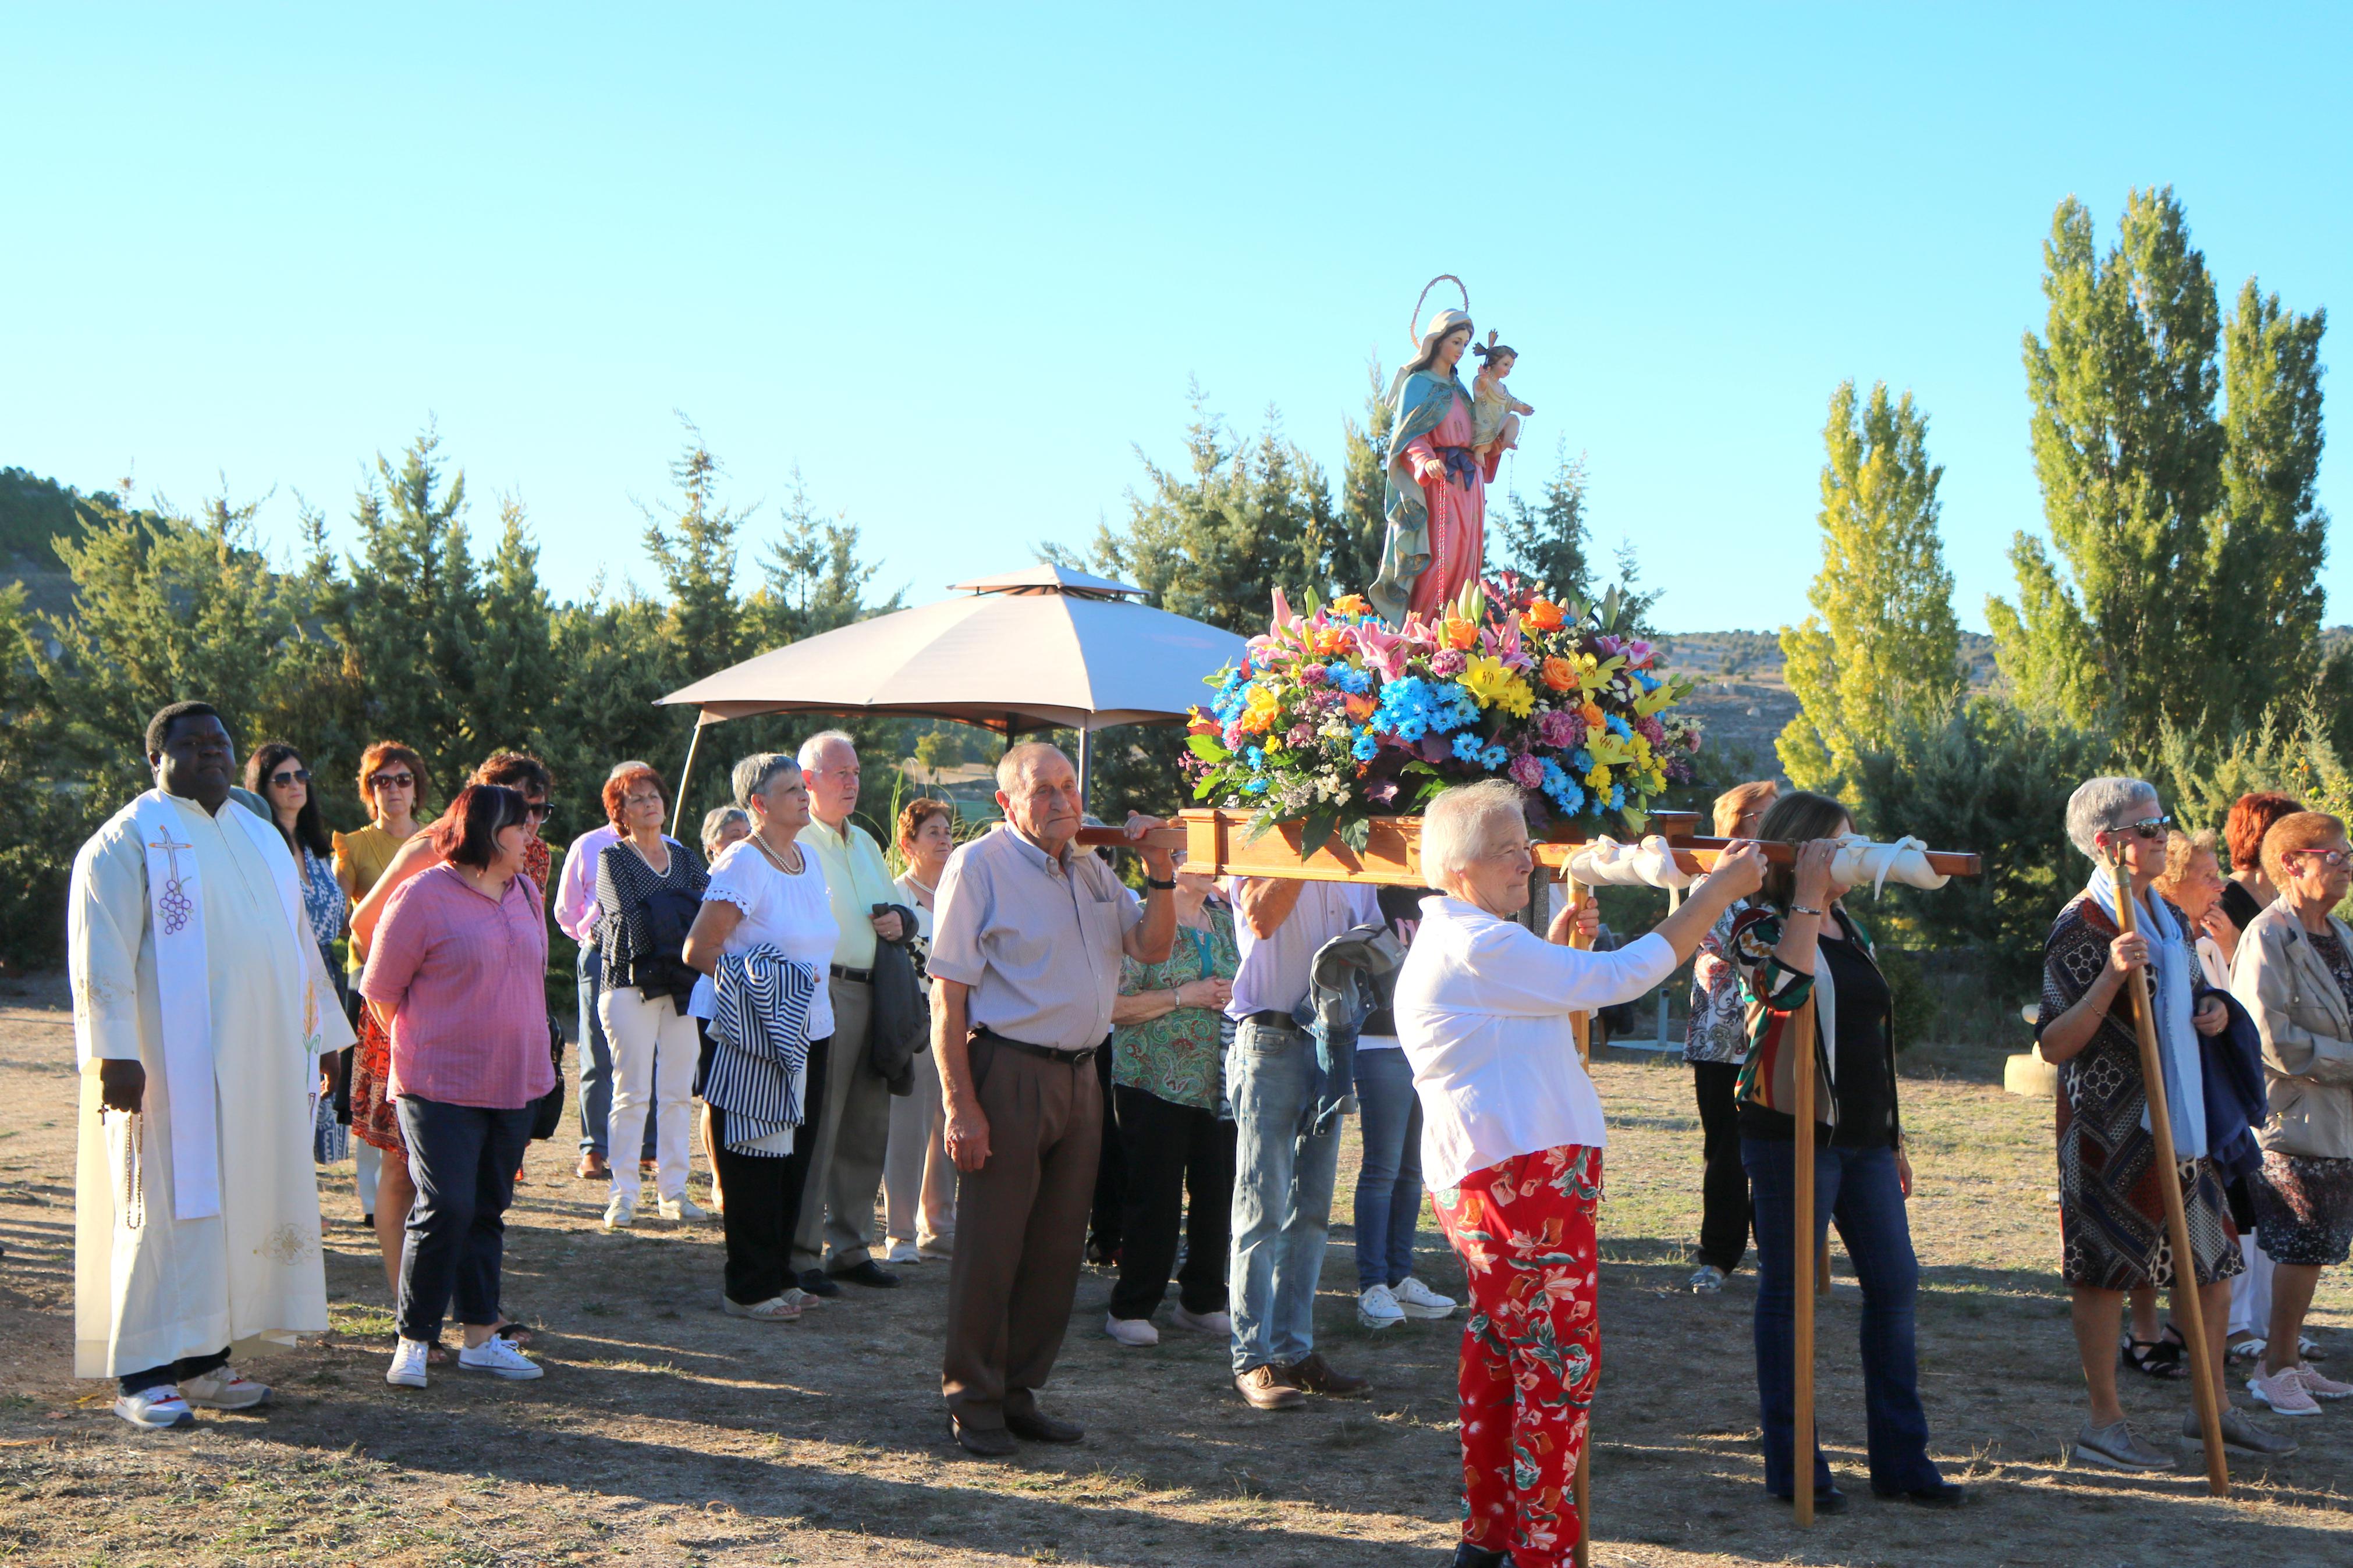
1566, 878, 1593, 1065
1561, 871, 1592, 1567
2108, 848, 2231, 1498
1790, 994, 1820, 1526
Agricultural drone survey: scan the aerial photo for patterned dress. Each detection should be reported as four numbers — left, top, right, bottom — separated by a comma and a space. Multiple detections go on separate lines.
2040, 894, 2242, 1289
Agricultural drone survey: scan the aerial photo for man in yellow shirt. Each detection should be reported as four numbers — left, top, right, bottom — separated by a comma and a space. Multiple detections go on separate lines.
792, 731, 910, 1293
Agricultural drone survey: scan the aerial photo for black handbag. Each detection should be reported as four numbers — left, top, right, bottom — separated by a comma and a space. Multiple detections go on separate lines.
529, 1015, 568, 1141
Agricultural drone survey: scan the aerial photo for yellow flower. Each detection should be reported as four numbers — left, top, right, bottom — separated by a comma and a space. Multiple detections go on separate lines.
1240, 687, 1280, 735
1587, 765, 1613, 792
1461, 656, 1535, 718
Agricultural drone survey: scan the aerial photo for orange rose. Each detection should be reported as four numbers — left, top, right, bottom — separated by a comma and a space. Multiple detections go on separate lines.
1315, 626, 1351, 656
1580, 701, 1605, 728
1539, 656, 1575, 693
1330, 593, 1369, 617
1443, 617, 1479, 650
1525, 598, 1564, 632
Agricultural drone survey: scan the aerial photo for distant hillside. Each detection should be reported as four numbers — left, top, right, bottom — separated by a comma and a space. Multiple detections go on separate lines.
1655, 629, 1999, 690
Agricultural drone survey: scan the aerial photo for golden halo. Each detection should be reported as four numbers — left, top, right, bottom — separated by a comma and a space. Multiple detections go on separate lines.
1408, 274, 1471, 347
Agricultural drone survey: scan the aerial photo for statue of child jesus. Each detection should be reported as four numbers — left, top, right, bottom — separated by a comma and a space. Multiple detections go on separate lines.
1470, 332, 1534, 461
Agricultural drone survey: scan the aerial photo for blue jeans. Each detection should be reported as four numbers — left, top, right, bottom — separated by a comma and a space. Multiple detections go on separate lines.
397, 1097, 535, 1344
1351, 1046, 1424, 1290
1742, 1137, 1942, 1497
1227, 1018, 1341, 1373
574, 947, 656, 1160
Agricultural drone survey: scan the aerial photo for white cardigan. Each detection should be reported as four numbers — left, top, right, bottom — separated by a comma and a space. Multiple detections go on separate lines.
1394, 896, 1674, 1192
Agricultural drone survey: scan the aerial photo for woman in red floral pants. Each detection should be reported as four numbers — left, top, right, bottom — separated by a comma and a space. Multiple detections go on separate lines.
1395, 781, 1767, 1568
1433, 1145, 1603, 1566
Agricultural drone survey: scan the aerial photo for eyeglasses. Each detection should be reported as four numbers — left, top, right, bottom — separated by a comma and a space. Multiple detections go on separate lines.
2292, 848, 2352, 870
370, 771, 415, 790
268, 769, 311, 787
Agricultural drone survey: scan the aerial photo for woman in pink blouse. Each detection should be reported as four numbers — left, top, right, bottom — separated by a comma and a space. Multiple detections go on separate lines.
362, 784, 555, 1391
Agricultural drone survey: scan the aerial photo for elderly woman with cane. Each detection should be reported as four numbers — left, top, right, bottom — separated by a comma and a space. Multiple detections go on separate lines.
2038, 776, 2295, 1469
1394, 780, 1765, 1568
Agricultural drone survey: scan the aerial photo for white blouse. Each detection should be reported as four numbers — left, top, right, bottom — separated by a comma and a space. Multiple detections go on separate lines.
1393, 895, 1675, 1192
688, 837, 839, 1040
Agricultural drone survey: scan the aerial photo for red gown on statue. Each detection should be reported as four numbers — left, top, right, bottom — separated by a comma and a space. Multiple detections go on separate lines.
1397, 392, 1497, 622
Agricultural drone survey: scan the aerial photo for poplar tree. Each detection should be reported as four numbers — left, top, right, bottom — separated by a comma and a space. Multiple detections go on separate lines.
1777, 381, 1962, 791
1988, 188, 2329, 757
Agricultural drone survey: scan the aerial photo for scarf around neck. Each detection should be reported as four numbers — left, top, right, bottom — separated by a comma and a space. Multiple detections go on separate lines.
2083, 865, 2206, 1160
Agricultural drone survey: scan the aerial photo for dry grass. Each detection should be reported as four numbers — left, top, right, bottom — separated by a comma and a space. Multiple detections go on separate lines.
2, 975, 2348, 1566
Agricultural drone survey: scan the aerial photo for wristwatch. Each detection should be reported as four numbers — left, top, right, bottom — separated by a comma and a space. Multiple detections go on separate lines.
1790, 904, 1825, 917
1145, 877, 1177, 891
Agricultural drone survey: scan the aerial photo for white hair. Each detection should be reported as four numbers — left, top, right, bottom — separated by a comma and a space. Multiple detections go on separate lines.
700, 805, 750, 855
997, 741, 1072, 793
797, 730, 857, 769
731, 752, 800, 810
2065, 776, 2160, 859
606, 759, 650, 781
1421, 780, 1528, 884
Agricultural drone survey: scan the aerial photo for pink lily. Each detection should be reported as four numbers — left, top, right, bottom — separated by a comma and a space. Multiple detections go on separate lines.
1353, 620, 1414, 682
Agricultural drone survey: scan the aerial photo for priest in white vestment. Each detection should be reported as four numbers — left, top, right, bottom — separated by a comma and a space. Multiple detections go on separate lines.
70, 702, 353, 1431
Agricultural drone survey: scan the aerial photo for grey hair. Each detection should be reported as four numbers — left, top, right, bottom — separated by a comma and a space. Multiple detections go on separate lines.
731, 752, 801, 810
700, 805, 750, 854
797, 729, 856, 769
606, 759, 650, 781
2064, 776, 2160, 859
996, 740, 1073, 793
1421, 779, 1528, 884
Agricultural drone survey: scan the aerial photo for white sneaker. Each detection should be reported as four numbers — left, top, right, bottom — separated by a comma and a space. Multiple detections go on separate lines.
1688, 1264, 1727, 1296
180, 1366, 269, 1409
1358, 1283, 1406, 1329
887, 1240, 921, 1265
658, 1193, 709, 1223
603, 1193, 636, 1231
112, 1385, 195, 1430
458, 1336, 544, 1380
1105, 1312, 1160, 1347
385, 1338, 431, 1389
1392, 1276, 1458, 1320
918, 1240, 955, 1261
1169, 1304, 1232, 1336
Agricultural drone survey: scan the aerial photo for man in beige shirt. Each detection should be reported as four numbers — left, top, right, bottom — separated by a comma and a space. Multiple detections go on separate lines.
793, 731, 909, 1293
928, 742, 1176, 1456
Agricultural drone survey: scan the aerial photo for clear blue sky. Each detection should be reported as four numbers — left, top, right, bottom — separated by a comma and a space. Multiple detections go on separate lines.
3, 5, 2345, 635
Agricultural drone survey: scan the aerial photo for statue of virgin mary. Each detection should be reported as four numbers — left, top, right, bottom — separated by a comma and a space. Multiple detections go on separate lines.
1367, 300, 1496, 626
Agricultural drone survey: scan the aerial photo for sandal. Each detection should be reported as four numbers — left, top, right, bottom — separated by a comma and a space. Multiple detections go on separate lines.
491, 1318, 538, 1347
2122, 1324, 2189, 1379
426, 1342, 453, 1367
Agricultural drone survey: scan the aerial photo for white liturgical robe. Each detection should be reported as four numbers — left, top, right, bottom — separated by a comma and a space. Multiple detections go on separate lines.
69, 790, 352, 1379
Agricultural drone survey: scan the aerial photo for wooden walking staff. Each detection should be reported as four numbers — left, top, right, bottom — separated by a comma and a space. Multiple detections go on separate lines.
1788, 993, 1822, 1524
2107, 845, 2231, 1498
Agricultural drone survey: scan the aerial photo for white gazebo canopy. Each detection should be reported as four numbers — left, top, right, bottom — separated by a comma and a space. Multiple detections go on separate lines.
658, 563, 1244, 734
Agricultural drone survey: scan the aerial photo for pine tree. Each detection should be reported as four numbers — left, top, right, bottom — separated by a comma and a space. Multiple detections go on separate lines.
1494, 444, 1594, 605
1777, 381, 1962, 791
641, 419, 750, 686
747, 467, 896, 649
473, 494, 559, 759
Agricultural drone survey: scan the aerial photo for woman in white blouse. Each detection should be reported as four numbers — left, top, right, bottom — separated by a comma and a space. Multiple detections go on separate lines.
683, 753, 840, 1322
1394, 780, 1762, 1568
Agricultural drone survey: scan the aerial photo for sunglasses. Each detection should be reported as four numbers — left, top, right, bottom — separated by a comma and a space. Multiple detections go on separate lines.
524, 801, 554, 823
370, 771, 416, 790
2109, 815, 2170, 842
268, 768, 311, 787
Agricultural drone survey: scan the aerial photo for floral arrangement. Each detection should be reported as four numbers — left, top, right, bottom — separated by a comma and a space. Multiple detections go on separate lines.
1184, 572, 1702, 854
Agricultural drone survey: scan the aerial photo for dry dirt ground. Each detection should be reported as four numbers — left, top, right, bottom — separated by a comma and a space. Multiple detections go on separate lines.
3, 973, 2350, 1568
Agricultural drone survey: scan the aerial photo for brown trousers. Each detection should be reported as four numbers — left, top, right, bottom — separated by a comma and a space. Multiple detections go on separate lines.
941, 1034, 1102, 1428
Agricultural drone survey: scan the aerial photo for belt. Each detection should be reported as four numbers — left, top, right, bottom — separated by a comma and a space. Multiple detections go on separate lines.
1241, 1010, 1298, 1030
830, 963, 872, 983
971, 1027, 1096, 1066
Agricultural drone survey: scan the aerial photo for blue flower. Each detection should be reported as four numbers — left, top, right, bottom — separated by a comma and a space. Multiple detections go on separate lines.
1352, 731, 1380, 761
1245, 746, 1265, 769
1429, 681, 1480, 733
1607, 714, 1633, 739
1451, 732, 1488, 762
1243, 777, 1269, 795
1609, 785, 1625, 809
1539, 759, 1587, 817
1329, 664, 1372, 695
1479, 742, 1509, 770
1573, 748, 1593, 772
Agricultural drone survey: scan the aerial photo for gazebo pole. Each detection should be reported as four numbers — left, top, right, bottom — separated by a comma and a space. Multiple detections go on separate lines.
1078, 725, 1094, 817
1791, 993, 1819, 1527
670, 712, 709, 839
2109, 846, 2231, 1497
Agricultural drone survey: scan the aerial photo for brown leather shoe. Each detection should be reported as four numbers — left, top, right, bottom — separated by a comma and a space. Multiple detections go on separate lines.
1005, 1407, 1084, 1443
1284, 1352, 1370, 1398
1234, 1364, 1306, 1410
948, 1414, 1016, 1458
576, 1153, 610, 1180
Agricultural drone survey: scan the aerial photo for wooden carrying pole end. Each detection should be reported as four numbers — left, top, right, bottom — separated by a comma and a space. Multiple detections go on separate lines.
1565, 879, 1593, 1065
1665, 837, 1982, 878
2108, 849, 2230, 1498
1790, 993, 1819, 1527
